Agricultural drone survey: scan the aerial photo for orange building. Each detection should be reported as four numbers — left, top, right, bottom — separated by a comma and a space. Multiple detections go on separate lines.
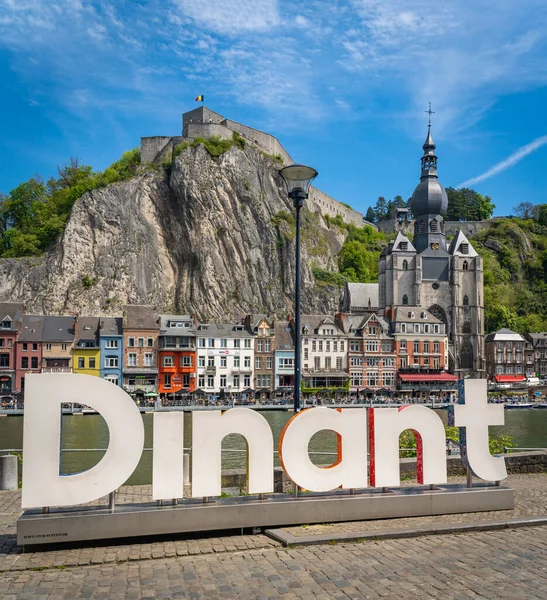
158, 315, 196, 395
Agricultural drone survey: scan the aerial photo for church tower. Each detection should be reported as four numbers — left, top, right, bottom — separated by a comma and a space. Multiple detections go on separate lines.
378, 114, 485, 378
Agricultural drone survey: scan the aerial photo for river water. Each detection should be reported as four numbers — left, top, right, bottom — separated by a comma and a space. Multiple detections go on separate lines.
1, 410, 546, 486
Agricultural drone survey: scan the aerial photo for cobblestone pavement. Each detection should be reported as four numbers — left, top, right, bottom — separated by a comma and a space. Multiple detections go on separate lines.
0, 473, 545, 579
283, 473, 547, 538
0, 526, 546, 599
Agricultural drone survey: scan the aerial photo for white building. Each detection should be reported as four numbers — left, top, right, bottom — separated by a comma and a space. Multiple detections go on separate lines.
195, 323, 254, 394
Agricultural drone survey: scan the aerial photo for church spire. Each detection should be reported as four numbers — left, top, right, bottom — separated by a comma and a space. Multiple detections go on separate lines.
421, 103, 438, 179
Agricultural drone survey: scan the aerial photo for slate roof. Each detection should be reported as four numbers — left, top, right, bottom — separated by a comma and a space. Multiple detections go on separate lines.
274, 321, 294, 351
99, 317, 123, 337
195, 323, 253, 339
42, 316, 75, 342
449, 230, 478, 257
344, 283, 379, 310
485, 328, 525, 343
18, 315, 46, 342
390, 231, 416, 253
159, 314, 196, 335
393, 307, 442, 324
75, 317, 100, 343
300, 315, 344, 336
0, 302, 23, 331
123, 305, 159, 330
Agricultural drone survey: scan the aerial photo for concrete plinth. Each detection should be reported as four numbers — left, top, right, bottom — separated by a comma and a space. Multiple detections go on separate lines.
17, 484, 514, 546
0, 454, 18, 491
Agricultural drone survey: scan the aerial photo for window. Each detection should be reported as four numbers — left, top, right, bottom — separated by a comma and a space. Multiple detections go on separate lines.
220, 375, 227, 387
144, 353, 153, 366
78, 357, 85, 369
413, 341, 420, 354
366, 357, 379, 367
326, 341, 331, 352
22, 343, 28, 351
165, 336, 176, 348
0, 355, 9, 367
147, 338, 154, 347
256, 357, 262, 369
351, 372, 363, 386
207, 376, 214, 388
163, 356, 174, 367
350, 357, 363, 367
463, 295, 469, 306
430, 218, 438, 232
45, 343, 51, 351
105, 357, 118, 368
400, 357, 407, 368
244, 356, 251, 368
198, 375, 205, 387
314, 357, 320, 370
279, 358, 294, 368
257, 374, 271, 388
208, 338, 215, 348
400, 340, 407, 351
367, 372, 379, 386
106, 340, 118, 349
244, 375, 251, 387
234, 339, 240, 348
312, 340, 317, 352
402, 294, 408, 305
382, 342, 392, 352
138, 338, 144, 348
89, 358, 96, 369
128, 337, 135, 347
424, 356, 430, 367
182, 356, 193, 367
414, 324, 419, 333
220, 356, 227, 368
257, 340, 263, 352
333, 341, 338, 352
400, 242, 408, 251
31, 357, 38, 369
266, 357, 273, 369
220, 339, 227, 348
198, 356, 205, 367
105, 375, 119, 386
350, 341, 360, 352
264, 340, 271, 352
21, 357, 28, 369
198, 338, 205, 348
340, 341, 344, 352
318, 341, 323, 352
401, 324, 406, 333
460, 243, 469, 254
128, 353, 137, 367
383, 357, 395, 367
325, 357, 331, 369
402, 259, 408, 271
382, 373, 395, 386
233, 375, 240, 387
62, 344, 68, 351
244, 339, 251, 349
32, 343, 38, 351
336, 357, 343, 370
462, 261, 469, 271
164, 374, 171, 389
434, 342, 440, 353
424, 342, 430, 353
366, 340, 379, 352
1, 320, 11, 328
234, 356, 240, 367
208, 356, 215, 367
304, 348, 309, 360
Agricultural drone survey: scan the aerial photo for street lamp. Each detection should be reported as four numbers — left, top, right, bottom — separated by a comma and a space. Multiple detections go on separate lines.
279, 164, 318, 413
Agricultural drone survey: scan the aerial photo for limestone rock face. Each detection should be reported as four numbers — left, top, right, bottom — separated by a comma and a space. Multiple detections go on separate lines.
0, 144, 344, 319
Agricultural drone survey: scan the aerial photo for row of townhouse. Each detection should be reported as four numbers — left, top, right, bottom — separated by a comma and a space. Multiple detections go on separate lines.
1, 301, 463, 400
485, 328, 547, 383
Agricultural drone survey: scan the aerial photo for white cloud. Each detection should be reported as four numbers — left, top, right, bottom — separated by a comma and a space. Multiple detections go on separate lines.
173, 0, 280, 33
458, 135, 547, 188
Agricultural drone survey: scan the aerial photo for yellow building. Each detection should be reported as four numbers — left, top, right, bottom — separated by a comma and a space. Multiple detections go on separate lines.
73, 317, 101, 377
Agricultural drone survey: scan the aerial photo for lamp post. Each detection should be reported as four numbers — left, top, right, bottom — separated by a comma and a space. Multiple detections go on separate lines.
279, 164, 318, 413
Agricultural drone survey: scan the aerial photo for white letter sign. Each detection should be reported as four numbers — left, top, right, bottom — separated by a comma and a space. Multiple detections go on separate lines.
278, 407, 368, 492
21, 374, 144, 508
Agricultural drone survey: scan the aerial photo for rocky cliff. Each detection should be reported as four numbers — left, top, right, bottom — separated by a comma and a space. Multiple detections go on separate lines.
0, 144, 345, 319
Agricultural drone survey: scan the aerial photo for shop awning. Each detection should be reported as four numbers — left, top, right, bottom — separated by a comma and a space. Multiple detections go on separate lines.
398, 373, 458, 382
494, 375, 525, 383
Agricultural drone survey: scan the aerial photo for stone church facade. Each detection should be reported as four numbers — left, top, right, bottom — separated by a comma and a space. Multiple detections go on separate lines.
378, 126, 485, 379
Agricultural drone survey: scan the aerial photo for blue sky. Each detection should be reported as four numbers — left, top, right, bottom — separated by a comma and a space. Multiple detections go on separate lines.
1, 0, 547, 217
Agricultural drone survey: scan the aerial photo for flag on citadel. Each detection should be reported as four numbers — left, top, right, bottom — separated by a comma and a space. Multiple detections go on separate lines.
195, 95, 204, 102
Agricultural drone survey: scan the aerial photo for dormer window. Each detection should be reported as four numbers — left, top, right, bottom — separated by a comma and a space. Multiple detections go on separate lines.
1, 320, 11, 328
460, 243, 469, 255
430, 219, 438, 232
421, 312, 427, 319
399, 242, 408, 251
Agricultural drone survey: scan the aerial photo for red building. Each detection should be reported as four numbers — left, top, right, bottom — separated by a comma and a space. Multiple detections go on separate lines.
14, 315, 45, 394
158, 315, 197, 396
0, 302, 23, 401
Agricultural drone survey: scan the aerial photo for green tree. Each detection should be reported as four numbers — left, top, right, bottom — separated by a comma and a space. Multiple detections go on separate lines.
365, 207, 375, 222
374, 196, 388, 221
537, 204, 547, 227
513, 201, 535, 220
446, 187, 495, 221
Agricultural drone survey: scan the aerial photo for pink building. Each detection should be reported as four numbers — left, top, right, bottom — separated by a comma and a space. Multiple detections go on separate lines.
0, 302, 23, 401
15, 315, 45, 394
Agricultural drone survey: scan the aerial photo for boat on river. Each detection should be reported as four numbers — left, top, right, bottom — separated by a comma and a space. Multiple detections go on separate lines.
504, 402, 536, 409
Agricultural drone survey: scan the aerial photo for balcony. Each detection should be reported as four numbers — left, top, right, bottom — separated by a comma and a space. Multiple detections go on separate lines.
231, 367, 252, 374
205, 366, 216, 374
42, 367, 72, 373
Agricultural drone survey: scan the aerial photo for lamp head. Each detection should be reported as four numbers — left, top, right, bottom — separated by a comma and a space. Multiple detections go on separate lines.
279, 164, 318, 207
